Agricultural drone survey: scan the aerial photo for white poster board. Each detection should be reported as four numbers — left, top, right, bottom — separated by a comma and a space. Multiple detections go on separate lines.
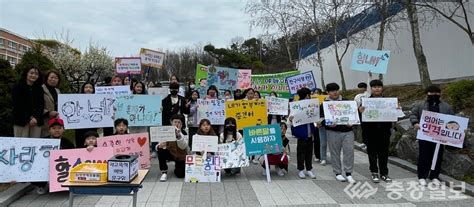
323, 101, 360, 125
361, 98, 399, 122
140, 48, 165, 68
191, 135, 219, 152
95, 86, 131, 96
184, 155, 221, 183
216, 139, 250, 169
0, 137, 60, 183
148, 87, 168, 98
417, 110, 469, 148
58, 94, 115, 129
197, 99, 226, 125
150, 126, 176, 143
115, 57, 142, 74
289, 99, 320, 127
266, 96, 289, 116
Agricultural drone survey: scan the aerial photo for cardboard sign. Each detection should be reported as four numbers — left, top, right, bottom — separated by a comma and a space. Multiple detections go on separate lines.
323, 101, 360, 125
97, 133, 151, 169
251, 71, 299, 98
95, 86, 131, 96
197, 99, 226, 125
243, 124, 283, 156
49, 147, 114, 192
185, 155, 221, 183
207, 66, 238, 93
293, 94, 327, 105
266, 96, 289, 116
289, 99, 320, 127
351, 48, 390, 74
140, 48, 165, 68
237, 69, 252, 89
58, 94, 115, 129
149, 126, 176, 143
0, 137, 60, 183
115, 95, 162, 127
417, 110, 468, 148
286, 71, 317, 95
115, 57, 142, 74
191, 135, 219, 152
225, 100, 268, 130
361, 98, 399, 122
216, 139, 250, 169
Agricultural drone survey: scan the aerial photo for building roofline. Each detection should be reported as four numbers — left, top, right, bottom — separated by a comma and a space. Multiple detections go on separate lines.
0, 27, 36, 44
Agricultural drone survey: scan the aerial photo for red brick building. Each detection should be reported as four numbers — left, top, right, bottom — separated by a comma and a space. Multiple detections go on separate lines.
0, 28, 36, 66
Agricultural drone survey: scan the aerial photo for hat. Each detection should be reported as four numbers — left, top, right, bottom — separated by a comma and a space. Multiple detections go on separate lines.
48, 118, 64, 128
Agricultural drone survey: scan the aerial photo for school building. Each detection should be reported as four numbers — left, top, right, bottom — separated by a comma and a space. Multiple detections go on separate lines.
297, 2, 474, 90
0, 27, 36, 66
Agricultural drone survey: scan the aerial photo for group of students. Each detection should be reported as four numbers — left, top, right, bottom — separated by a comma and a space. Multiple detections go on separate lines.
11, 65, 456, 194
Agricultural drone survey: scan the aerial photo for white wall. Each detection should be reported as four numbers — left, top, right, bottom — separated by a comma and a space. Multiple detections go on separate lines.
298, 5, 474, 90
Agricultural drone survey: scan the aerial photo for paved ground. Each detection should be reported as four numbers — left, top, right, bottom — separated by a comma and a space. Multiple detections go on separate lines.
9, 137, 474, 207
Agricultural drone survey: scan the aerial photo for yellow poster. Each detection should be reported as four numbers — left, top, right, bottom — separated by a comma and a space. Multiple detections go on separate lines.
293, 94, 328, 105
225, 100, 268, 130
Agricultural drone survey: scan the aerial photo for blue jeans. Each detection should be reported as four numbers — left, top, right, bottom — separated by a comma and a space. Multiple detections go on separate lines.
319, 127, 328, 161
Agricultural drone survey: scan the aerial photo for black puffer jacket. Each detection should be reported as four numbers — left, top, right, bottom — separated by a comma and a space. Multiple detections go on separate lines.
12, 83, 44, 126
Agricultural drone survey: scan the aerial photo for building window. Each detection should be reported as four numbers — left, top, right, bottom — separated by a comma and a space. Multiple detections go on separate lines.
0, 54, 5, 60
0, 38, 3, 47
8, 41, 17, 51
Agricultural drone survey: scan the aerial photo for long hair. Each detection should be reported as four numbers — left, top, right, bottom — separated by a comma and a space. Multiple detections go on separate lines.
241, 88, 255, 100
196, 119, 216, 136
80, 82, 95, 94
190, 90, 200, 103
207, 85, 219, 99
19, 65, 43, 87
133, 81, 147, 94
223, 117, 237, 143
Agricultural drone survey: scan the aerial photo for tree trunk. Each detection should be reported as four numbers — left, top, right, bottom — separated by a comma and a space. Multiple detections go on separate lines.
334, 44, 347, 91
377, 2, 388, 81
285, 37, 293, 64
406, 0, 432, 88
316, 37, 325, 91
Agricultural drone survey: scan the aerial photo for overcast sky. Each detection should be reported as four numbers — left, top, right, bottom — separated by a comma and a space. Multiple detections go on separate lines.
0, 0, 262, 56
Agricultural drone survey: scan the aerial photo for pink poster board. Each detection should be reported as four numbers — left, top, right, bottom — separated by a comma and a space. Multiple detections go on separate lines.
97, 133, 151, 169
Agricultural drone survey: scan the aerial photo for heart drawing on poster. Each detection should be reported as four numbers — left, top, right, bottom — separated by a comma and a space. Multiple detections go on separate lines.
137, 137, 147, 147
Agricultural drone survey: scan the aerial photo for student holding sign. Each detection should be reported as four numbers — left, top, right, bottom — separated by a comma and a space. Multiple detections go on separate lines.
267, 92, 283, 124
320, 83, 356, 184
186, 90, 200, 148
156, 115, 190, 182
128, 82, 149, 134
261, 122, 290, 177
219, 117, 243, 176
410, 86, 454, 186
289, 87, 317, 179
74, 82, 98, 147
358, 80, 393, 183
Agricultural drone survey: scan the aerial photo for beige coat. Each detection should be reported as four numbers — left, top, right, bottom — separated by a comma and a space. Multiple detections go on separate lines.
41, 84, 60, 137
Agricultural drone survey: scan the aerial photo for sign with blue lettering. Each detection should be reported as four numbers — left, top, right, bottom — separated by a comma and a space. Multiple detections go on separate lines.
115, 95, 162, 126
243, 124, 283, 156
350, 48, 390, 74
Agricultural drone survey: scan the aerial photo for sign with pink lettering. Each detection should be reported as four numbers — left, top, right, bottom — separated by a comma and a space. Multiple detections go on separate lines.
49, 147, 114, 192
417, 110, 468, 148
97, 133, 151, 169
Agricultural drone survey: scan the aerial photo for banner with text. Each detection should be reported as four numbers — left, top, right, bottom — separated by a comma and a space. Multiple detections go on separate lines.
251, 71, 299, 99
191, 135, 219, 152
226, 100, 268, 130
323, 101, 360, 125
49, 147, 114, 192
148, 87, 168, 99
140, 48, 165, 68
97, 133, 151, 168
243, 124, 283, 156
265, 96, 289, 116
351, 48, 390, 74
58, 94, 115, 129
115, 57, 142, 74
150, 126, 176, 143
185, 155, 221, 183
0, 137, 60, 183
95, 86, 132, 96
286, 71, 317, 95
289, 99, 320, 127
237, 69, 252, 89
361, 98, 399, 122
197, 99, 226, 125
216, 139, 250, 169
417, 110, 468, 148
115, 95, 162, 127
207, 66, 238, 93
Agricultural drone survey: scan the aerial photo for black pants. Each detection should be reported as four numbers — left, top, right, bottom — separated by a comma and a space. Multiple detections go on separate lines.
418, 140, 444, 179
366, 131, 390, 176
313, 131, 320, 160
157, 148, 185, 178
188, 127, 198, 148
297, 136, 313, 171
32, 182, 47, 188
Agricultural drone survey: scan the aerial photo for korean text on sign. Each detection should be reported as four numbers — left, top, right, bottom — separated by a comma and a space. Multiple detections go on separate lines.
243, 124, 283, 156
285, 71, 317, 95
225, 99, 268, 130
417, 110, 468, 148
197, 99, 226, 125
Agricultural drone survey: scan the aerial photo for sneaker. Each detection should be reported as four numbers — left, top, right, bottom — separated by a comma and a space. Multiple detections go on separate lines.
336, 174, 347, 182
320, 160, 327, 166
359, 143, 367, 150
431, 178, 441, 186
371, 173, 380, 183
306, 170, 316, 179
36, 186, 48, 195
381, 175, 392, 183
346, 175, 356, 184
277, 168, 285, 177
314, 157, 320, 162
262, 170, 267, 176
419, 178, 427, 186
160, 173, 168, 182
252, 159, 259, 165
298, 170, 306, 179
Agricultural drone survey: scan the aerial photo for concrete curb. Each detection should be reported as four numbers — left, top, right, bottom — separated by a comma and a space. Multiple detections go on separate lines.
0, 183, 32, 207
353, 141, 474, 197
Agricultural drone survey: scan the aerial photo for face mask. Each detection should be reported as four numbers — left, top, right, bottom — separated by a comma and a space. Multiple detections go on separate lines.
170, 90, 178, 96
427, 94, 440, 102
225, 96, 231, 99
190, 85, 195, 89
226, 125, 236, 131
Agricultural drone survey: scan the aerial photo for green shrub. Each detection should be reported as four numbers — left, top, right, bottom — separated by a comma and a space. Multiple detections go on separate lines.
0, 60, 19, 136
446, 80, 474, 111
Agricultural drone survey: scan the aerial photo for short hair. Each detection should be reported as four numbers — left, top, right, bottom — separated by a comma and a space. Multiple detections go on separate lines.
83, 131, 99, 139
325, 83, 340, 92
170, 82, 180, 90
297, 87, 311, 99
114, 118, 128, 127
45, 70, 61, 86
425, 85, 441, 93
170, 114, 184, 122
357, 82, 367, 88
369, 80, 383, 87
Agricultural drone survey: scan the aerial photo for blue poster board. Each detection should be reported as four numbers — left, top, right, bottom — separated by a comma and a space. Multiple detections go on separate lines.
285, 71, 317, 95
350, 48, 390, 74
243, 124, 283, 156
207, 66, 238, 94
115, 95, 162, 126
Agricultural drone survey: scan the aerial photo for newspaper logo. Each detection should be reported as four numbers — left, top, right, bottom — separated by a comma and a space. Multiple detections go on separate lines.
344, 182, 378, 199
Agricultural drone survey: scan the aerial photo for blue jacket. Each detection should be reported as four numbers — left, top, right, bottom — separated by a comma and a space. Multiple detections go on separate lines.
291, 123, 317, 140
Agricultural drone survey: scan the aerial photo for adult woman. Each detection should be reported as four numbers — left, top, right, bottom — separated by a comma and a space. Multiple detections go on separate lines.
41, 70, 61, 137
12, 66, 44, 137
